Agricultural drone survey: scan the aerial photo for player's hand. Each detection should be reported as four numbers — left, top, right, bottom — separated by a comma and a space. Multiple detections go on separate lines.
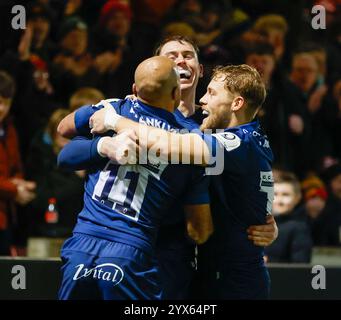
89, 101, 119, 134
125, 94, 137, 101
247, 215, 278, 247
98, 129, 140, 164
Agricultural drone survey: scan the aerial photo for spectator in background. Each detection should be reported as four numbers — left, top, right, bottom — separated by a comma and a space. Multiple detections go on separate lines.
91, 1, 138, 98
0, 71, 36, 256
301, 175, 329, 245
53, 17, 99, 103
166, 0, 203, 32
26, 109, 85, 238
326, 19, 341, 81
319, 164, 341, 246
131, 0, 177, 26
23, 2, 56, 62
265, 171, 313, 263
319, 75, 341, 162
69, 87, 105, 112
0, 11, 60, 156
16, 54, 60, 156
290, 52, 320, 97
244, 42, 308, 176
253, 14, 288, 62
330, 78, 341, 159
290, 49, 333, 172
162, 22, 196, 40
63, 0, 84, 20
293, 44, 329, 114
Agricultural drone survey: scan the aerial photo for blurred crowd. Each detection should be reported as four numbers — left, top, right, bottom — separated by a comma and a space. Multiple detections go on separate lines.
0, 0, 341, 261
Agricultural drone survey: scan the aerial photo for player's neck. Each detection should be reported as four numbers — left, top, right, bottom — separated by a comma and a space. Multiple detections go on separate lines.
177, 90, 196, 117
137, 97, 174, 113
228, 113, 253, 128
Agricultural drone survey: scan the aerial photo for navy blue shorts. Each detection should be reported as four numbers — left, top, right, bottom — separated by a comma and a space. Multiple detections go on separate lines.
195, 261, 270, 299
215, 264, 270, 299
156, 249, 196, 299
58, 233, 161, 300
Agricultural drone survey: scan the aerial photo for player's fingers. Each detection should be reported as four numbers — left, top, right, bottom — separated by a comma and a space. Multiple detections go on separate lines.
123, 129, 138, 141
248, 237, 273, 246
248, 224, 274, 232
125, 94, 137, 100
266, 215, 275, 223
126, 137, 138, 150
248, 234, 269, 240
253, 241, 270, 247
247, 230, 274, 237
135, 145, 142, 162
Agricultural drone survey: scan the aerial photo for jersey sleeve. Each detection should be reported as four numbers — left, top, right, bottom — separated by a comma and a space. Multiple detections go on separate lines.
57, 135, 107, 170
194, 130, 247, 174
183, 169, 210, 205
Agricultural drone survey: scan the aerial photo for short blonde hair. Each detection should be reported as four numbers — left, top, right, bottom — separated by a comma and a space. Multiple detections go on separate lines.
69, 87, 105, 112
211, 64, 266, 110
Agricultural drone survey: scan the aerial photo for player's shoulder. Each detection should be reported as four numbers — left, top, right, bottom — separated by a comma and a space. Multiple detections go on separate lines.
212, 128, 246, 153
94, 98, 123, 108
215, 121, 271, 152
95, 97, 135, 115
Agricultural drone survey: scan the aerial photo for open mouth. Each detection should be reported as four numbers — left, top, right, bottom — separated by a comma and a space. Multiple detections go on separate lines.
202, 109, 210, 120
178, 69, 192, 80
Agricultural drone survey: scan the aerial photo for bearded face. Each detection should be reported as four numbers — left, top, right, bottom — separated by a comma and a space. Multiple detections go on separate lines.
199, 77, 233, 131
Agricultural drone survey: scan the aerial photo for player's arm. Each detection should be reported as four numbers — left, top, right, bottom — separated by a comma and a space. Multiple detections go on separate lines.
57, 111, 77, 138
57, 100, 115, 139
184, 204, 213, 245
182, 171, 212, 244
57, 136, 106, 170
57, 130, 139, 170
247, 215, 278, 247
203, 131, 278, 247
89, 104, 211, 165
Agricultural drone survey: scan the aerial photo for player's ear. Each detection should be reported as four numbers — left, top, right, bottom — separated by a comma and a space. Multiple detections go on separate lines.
172, 86, 181, 108
231, 96, 245, 111
132, 83, 137, 96
172, 85, 180, 100
199, 64, 204, 78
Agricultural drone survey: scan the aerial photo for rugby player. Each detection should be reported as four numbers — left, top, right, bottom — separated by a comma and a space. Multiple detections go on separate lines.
57, 56, 213, 300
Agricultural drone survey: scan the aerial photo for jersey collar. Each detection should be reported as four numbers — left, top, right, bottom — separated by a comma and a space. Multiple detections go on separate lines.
134, 99, 177, 124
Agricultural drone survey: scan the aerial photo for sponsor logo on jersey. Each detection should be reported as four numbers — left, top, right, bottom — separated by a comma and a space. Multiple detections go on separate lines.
213, 132, 241, 152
